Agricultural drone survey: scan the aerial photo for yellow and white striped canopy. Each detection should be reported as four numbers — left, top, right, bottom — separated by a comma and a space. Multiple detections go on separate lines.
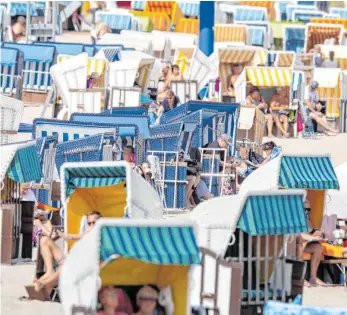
215, 24, 247, 43
275, 52, 295, 67
57, 55, 107, 76
173, 47, 195, 78
219, 47, 256, 64
246, 68, 293, 87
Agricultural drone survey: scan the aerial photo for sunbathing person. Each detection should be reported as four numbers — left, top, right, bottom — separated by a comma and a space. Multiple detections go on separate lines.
132, 286, 164, 315
98, 286, 133, 315
246, 86, 274, 137
157, 65, 171, 101
269, 87, 290, 138
10, 16, 26, 42
225, 63, 243, 96
304, 81, 338, 136
169, 64, 184, 81
33, 211, 102, 294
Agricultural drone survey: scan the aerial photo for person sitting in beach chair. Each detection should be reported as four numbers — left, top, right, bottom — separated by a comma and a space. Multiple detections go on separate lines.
98, 286, 133, 315
225, 63, 243, 96
30, 211, 102, 298
246, 86, 275, 138
169, 64, 184, 81
304, 81, 338, 136
270, 87, 290, 138
132, 286, 165, 315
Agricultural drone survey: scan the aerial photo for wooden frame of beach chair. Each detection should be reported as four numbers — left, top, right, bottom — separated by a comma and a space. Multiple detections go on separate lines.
199, 247, 242, 315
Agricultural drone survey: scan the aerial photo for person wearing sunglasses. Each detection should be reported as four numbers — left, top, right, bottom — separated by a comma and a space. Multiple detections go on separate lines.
32, 211, 102, 295
133, 286, 163, 315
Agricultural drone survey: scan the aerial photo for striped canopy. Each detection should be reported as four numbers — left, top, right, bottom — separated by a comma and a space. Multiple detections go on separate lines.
279, 156, 339, 190
63, 165, 126, 198
238, 194, 308, 235
1, 143, 42, 183
246, 68, 293, 87
100, 225, 201, 265
219, 47, 257, 64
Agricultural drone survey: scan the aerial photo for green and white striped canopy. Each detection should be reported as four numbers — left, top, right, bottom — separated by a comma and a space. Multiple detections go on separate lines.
279, 156, 339, 190
64, 165, 126, 198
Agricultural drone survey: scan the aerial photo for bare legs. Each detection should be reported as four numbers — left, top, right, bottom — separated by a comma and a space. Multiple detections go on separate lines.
186, 175, 197, 209
304, 242, 325, 286
310, 113, 338, 135
274, 115, 289, 137
265, 114, 274, 137
35, 236, 64, 293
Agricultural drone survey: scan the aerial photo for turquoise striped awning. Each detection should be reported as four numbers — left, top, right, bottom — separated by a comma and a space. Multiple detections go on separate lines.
279, 156, 339, 190
100, 225, 201, 265
238, 194, 308, 235
64, 166, 126, 198
6, 144, 42, 183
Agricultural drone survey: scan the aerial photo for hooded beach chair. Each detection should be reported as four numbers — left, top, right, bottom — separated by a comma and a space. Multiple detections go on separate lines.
121, 30, 171, 60
60, 162, 164, 249
175, 18, 199, 35
0, 47, 22, 99
3, 43, 55, 93
60, 219, 203, 315
292, 10, 324, 23
173, 46, 216, 93
0, 95, 24, 145
191, 189, 309, 313
312, 67, 341, 120
283, 25, 306, 53
95, 11, 139, 32
305, 23, 344, 52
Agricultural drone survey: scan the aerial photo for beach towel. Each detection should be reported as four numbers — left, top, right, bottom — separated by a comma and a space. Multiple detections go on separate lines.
238, 107, 256, 130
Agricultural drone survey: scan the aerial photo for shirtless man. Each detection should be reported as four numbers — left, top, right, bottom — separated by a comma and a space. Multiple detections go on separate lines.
270, 87, 290, 138
226, 63, 243, 96
33, 211, 102, 294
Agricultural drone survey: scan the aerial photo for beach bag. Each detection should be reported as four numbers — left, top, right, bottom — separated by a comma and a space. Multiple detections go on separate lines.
297, 114, 304, 133
222, 175, 234, 195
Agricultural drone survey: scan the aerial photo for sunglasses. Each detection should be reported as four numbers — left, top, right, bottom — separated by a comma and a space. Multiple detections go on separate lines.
87, 221, 96, 226
139, 296, 157, 302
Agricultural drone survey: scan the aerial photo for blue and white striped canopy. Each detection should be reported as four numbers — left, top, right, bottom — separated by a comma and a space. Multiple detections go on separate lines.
100, 225, 201, 265
178, 1, 200, 17
235, 7, 266, 21
238, 194, 308, 235
131, 1, 145, 11
330, 8, 347, 19
5, 143, 42, 183
63, 165, 126, 198
279, 156, 339, 190
248, 27, 265, 46
97, 13, 133, 31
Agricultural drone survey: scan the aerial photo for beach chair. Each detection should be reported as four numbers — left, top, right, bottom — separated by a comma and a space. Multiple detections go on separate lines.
175, 17, 199, 35
121, 30, 171, 60
60, 162, 164, 251
0, 47, 23, 99
34, 42, 85, 58
292, 10, 324, 23
1, 141, 42, 265
191, 189, 309, 313
59, 219, 215, 315
0, 95, 24, 145
98, 33, 153, 55
330, 7, 347, 19
108, 86, 141, 108
305, 23, 344, 52
118, 50, 156, 92
2, 43, 55, 95
95, 11, 139, 32
159, 101, 240, 156
312, 67, 341, 119
283, 25, 306, 53
170, 80, 198, 104
286, 5, 318, 22
217, 46, 268, 102
151, 30, 197, 56
173, 46, 216, 93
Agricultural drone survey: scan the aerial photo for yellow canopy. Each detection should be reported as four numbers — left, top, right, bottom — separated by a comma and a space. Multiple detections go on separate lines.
246, 67, 293, 87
